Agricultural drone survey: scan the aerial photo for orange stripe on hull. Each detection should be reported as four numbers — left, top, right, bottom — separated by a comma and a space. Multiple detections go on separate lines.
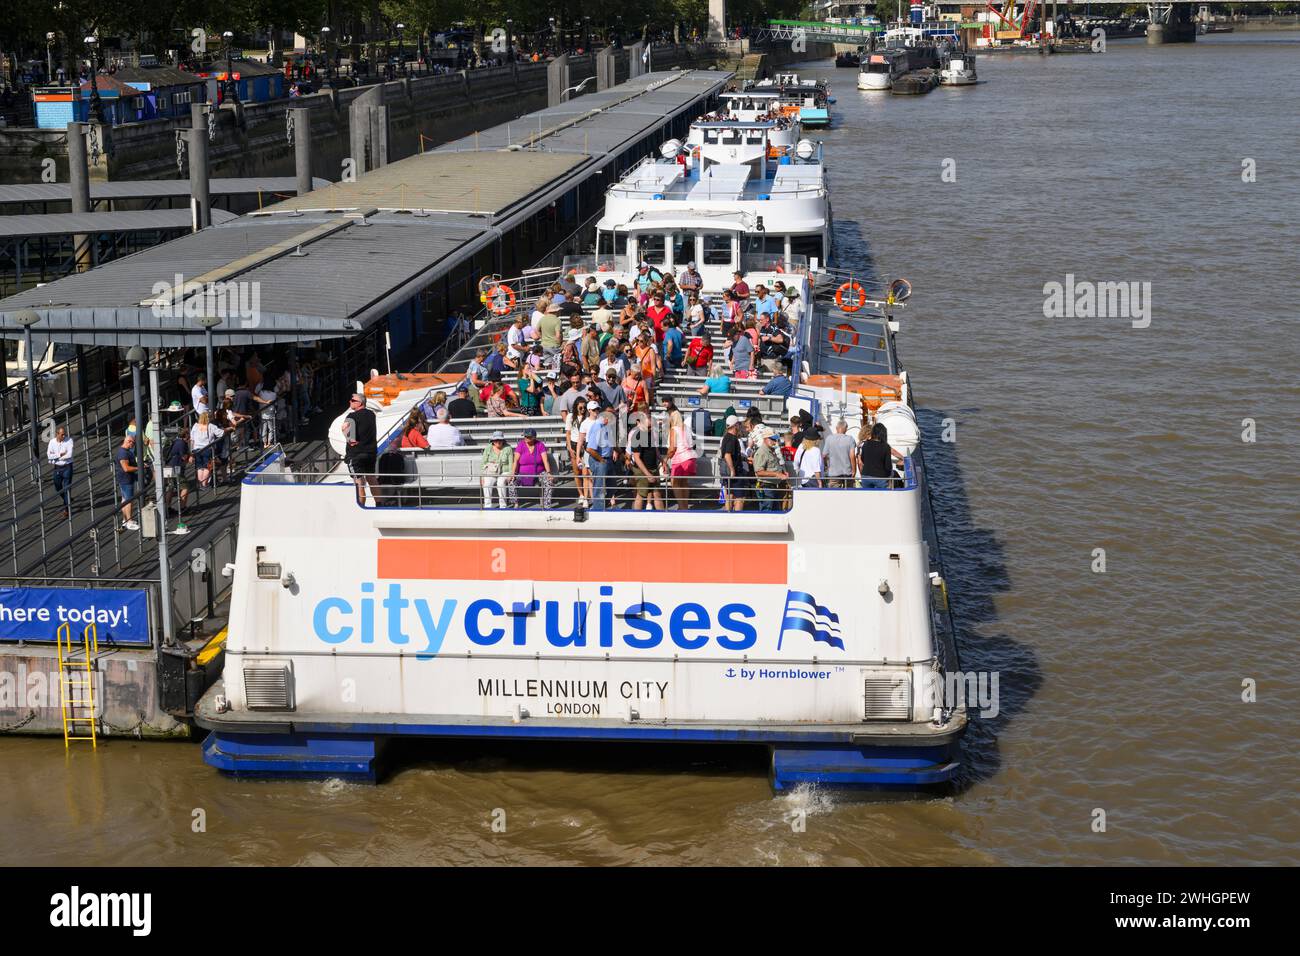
378, 539, 788, 585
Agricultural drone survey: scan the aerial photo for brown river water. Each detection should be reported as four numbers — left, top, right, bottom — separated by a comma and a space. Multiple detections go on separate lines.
1, 34, 1297, 866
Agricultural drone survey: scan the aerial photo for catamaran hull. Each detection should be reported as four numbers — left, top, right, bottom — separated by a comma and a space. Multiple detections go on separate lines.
197, 699, 965, 789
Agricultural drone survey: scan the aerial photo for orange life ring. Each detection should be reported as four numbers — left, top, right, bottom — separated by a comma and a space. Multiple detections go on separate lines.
827, 323, 859, 355
835, 281, 866, 313
485, 284, 516, 316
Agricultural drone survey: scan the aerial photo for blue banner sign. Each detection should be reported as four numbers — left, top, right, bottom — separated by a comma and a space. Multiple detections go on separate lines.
0, 586, 151, 645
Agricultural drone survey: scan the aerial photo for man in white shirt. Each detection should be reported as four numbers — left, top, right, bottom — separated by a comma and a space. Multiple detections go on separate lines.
426, 406, 464, 448
506, 315, 528, 359
191, 375, 209, 415
47, 425, 74, 518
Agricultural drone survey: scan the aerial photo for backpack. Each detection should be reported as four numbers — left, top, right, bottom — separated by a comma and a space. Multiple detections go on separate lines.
690, 406, 713, 440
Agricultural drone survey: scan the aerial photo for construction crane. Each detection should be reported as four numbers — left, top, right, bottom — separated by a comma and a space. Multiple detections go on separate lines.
985, 1, 1040, 38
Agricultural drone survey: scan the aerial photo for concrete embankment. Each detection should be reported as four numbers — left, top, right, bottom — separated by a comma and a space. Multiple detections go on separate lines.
0, 44, 734, 201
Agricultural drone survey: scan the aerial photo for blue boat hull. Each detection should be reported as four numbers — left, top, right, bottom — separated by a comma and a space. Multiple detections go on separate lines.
200, 717, 962, 790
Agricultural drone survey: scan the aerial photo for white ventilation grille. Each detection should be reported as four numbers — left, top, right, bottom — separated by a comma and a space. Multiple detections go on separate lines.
863, 673, 912, 721
243, 662, 295, 711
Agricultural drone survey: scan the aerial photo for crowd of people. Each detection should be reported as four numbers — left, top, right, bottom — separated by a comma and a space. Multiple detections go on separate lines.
46, 347, 332, 532
338, 267, 906, 512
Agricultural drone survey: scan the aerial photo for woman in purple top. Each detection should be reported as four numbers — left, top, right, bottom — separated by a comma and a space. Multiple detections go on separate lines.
512, 428, 553, 508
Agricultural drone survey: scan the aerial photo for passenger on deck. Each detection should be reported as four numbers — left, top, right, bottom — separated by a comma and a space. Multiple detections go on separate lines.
582, 278, 604, 307
719, 415, 746, 512
341, 394, 378, 505
555, 373, 588, 417
400, 409, 430, 450
595, 370, 626, 410
634, 334, 660, 382
592, 297, 614, 332
795, 427, 824, 488
730, 271, 750, 302
678, 261, 703, 295
686, 333, 714, 376
721, 290, 743, 338
822, 419, 857, 488
647, 294, 672, 341
485, 380, 526, 418
601, 279, 620, 305
686, 294, 707, 338
753, 284, 777, 321
760, 318, 790, 360
627, 412, 666, 511
618, 299, 639, 332
446, 385, 478, 420
667, 409, 698, 510
480, 431, 514, 509
530, 293, 550, 330
517, 365, 543, 417
599, 345, 627, 381
623, 367, 651, 410
753, 431, 789, 513
537, 304, 564, 352
856, 421, 905, 490
512, 427, 553, 509
729, 328, 756, 379
662, 318, 685, 370
781, 287, 803, 325
584, 408, 615, 511
567, 399, 591, 503
698, 364, 731, 397
762, 364, 796, 399
426, 406, 464, 448
506, 315, 528, 359
581, 325, 602, 372
465, 347, 491, 398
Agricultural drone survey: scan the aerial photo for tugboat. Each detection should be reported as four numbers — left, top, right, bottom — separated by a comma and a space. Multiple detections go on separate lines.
938, 50, 978, 86
858, 50, 907, 91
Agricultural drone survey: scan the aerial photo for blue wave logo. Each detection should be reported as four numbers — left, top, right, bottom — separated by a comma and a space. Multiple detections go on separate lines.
778, 590, 844, 651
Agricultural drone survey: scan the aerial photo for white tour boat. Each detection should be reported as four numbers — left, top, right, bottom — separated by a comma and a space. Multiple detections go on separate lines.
195, 110, 964, 791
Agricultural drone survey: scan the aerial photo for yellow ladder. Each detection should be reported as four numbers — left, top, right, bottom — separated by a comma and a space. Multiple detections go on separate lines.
57, 621, 99, 748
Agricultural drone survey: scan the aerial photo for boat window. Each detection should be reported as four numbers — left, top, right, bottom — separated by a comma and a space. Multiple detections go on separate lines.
672, 232, 696, 266
639, 234, 667, 265
597, 231, 614, 257
702, 234, 733, 266
744, 234, 785, 257
790, 234, 823, 263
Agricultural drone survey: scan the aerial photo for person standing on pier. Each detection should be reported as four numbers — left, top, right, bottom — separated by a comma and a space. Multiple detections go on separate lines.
115, 435, 140, 531
46, 425, 74, 519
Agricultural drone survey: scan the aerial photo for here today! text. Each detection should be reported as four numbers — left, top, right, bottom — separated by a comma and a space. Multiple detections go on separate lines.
312, 583, 760, 659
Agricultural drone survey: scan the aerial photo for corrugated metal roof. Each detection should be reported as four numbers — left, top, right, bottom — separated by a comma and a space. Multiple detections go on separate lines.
0, 178, 332, 206
267, 151, 585, 217
0, 69, 731, 348
0, 209, 235, 238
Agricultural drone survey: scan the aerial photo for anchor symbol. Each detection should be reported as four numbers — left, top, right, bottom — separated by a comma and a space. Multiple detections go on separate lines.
724, 667, 737, 678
